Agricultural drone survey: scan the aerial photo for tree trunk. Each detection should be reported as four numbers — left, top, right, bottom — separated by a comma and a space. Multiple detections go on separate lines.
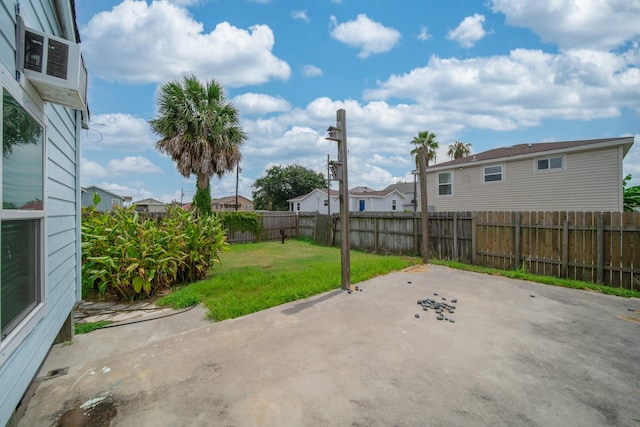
197, 174, 209, 190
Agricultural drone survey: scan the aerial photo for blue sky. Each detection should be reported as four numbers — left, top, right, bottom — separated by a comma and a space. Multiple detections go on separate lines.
75, 0, 640, 203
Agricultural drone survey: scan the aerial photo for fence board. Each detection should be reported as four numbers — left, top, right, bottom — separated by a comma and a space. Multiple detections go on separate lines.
293, 210, 639, 289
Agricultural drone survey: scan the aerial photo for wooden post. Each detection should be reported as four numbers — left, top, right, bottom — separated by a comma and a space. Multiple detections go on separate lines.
515, 212, 521, 268
337, 109, 350, 289
418, 147, 429, 263
453, 211, 458, 261
562, 220, 569, 278
471, 212, 477, 264
597, 212, 604, 284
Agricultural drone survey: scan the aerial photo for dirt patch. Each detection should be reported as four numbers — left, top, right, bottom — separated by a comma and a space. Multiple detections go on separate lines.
618, 315, 640, 324
404, 264, 429, 273
56, 396, 117, 427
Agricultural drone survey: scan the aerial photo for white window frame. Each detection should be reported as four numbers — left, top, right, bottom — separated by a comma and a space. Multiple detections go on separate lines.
438, 172, 453, 196
0, 68, 48, 366
391, 199, 397, 211
535, 155, 565, 173
483, 164, 504, 183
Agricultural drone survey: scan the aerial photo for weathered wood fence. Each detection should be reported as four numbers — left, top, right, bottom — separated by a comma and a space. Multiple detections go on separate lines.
226, 211, 298, 243
295, 211, 640, 290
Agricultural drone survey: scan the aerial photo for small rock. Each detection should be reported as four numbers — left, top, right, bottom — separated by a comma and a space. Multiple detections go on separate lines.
415, 313, 420, 318
347, 290, 352, 294
433, 293, 438, 296
423, 307, 428, 311
451, 299, 458, 303
449, 319, 455, 323
530, 294, 535, 298
437, 315, 444, 320
407, 281, 412, 284
627, 308, 635, 312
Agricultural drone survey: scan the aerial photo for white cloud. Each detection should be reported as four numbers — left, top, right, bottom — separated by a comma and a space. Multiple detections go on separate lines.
329, 14, 401, 58
80, 157, 107, 181
96, 183, 155, 201
364, 48, 640, 129
81, 0, 290, 86
418, 26, 431, 41
291, 10, 310, 22
301, 64, 323, 77
490, 0, 640, 50
447, 14, 487, 48
233, 93, 292, 115
82, 113, 155, 152
107, 156, 164, 175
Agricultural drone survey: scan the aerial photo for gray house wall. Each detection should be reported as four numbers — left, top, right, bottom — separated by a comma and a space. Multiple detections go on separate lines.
82, 186, 125, 211
425, 144, 626, 212
0, 1, 83, 425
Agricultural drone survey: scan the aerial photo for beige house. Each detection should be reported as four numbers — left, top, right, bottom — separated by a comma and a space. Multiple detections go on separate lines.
421, 137, 634, 212
212, 195, 254, 211
133, 198, 166, 213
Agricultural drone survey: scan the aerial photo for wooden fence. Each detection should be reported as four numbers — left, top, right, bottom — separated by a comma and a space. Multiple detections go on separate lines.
226, 211, 298, 243
295, 211, 640, 290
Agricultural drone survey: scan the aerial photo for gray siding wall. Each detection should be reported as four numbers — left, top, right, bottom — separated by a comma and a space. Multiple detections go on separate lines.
426, 146, 623, 212
0, 1, 81, 424
81, 188, 123, 211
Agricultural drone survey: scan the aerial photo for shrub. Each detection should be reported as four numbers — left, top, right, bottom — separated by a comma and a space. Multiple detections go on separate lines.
81, 205, 227, 300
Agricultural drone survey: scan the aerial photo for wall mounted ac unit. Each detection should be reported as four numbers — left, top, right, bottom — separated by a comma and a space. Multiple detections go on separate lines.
18, 24, 87, 112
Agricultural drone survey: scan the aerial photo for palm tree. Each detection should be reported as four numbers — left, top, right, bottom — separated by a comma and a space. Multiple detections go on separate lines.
149, 75, 246, 213
410, 130, 439, 169
447, 140, 472, 160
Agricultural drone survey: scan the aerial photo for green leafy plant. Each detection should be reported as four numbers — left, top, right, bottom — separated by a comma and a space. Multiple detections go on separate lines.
623, 174, 640, 212
218, 211, 264, 234
82, 205, 227, 300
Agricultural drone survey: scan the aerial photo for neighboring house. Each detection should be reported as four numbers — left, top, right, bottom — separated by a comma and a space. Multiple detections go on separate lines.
212, 195, 254, 211
420, 137, 634, 212
289, 187, 406, 213
0, 1, 90, 425
81, 185, 127, 211
383, 182, 417, 212
133, 198, 166, 213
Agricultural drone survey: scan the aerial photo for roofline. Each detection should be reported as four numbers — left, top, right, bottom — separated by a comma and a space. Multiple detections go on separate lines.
427, 137, 634, 172
83, 185, 125, 199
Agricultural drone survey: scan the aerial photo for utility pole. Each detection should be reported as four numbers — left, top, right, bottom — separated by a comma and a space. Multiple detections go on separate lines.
235, 164, 240, 210
327, 154, 331, 216
326, 109, 350, 290
418, 147, 429, 263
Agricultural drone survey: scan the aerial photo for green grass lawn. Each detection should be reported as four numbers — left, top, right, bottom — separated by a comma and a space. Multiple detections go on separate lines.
156, 239, 421, 321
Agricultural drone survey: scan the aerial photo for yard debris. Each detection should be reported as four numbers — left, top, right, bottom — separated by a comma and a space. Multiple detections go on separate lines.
416, 295, 458, 323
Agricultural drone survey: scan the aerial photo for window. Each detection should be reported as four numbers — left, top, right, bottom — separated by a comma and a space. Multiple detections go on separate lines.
438, 172, 452, 195
1, 88, 45, 342
296, 202, 300, 211
111, 198, 121, 207
536, 156, 563, 171
483, 165, 503, 183
392, 200, 397, 211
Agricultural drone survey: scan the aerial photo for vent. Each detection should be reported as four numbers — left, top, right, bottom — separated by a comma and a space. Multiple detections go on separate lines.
19, 25, 87, 112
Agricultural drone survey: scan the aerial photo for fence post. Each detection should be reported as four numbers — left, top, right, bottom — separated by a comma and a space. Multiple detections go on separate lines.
453, 211, 458, 261
471, 212, 477, 264
374, 215, 379, 253
514, 212, 521, 268
413, 215, 419, 256
597, 212, 604, 284
562, 220, 569, 278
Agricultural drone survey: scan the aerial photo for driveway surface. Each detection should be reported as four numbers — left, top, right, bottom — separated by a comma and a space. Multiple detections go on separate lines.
18, 264, 640, 426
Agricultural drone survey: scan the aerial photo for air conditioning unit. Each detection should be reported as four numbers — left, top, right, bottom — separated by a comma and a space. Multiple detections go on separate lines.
18, 23, 87, 112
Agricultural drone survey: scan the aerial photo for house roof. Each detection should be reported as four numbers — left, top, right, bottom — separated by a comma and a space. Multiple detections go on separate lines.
212, 195, 253, 205
82, 185, 125, 200
427, 137, 634, 171
132, 198, 165, 206
288, 186, 406, 202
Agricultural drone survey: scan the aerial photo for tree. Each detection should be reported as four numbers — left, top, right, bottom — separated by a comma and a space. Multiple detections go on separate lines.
410, 130, 439, 169
447, 140, 472, 160
252, 164, 327, 211
623, 174, 640, 212
149, 74, 246, 214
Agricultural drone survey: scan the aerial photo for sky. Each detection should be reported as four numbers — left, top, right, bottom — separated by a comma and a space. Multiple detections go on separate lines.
75, 0, 640, 204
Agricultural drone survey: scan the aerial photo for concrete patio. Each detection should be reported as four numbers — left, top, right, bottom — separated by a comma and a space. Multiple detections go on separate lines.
17, 264, 640, 426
